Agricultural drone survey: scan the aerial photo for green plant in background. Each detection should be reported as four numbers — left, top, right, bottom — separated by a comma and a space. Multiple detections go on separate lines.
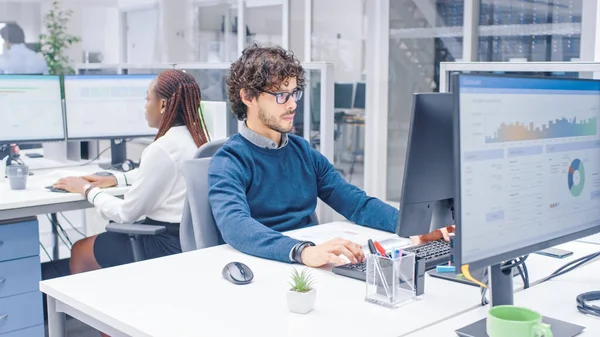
289, 268, 315, 293
39, 0, 81, 75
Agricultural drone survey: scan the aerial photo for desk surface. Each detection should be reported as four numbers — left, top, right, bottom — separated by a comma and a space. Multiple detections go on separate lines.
40, 222, 600, 337
408, 259, 600, 336
0, 164, 127, 219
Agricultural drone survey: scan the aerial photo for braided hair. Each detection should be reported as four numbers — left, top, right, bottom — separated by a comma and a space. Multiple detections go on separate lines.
153, 69, 210, 147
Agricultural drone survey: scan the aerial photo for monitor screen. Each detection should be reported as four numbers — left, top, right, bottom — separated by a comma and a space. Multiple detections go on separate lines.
353, 82, 365, 109
456, 74, 600, 267
334, 83, 354, 109
64, 74, 157, 139
0, 75, 64, 144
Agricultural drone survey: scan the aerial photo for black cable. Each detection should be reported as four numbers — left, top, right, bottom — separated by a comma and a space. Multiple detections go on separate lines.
59, 212, 86, 238
480, 256, 529, 306
46, 214, 73, 249
78, 145, 112, 166
541, 251, 600, 283
40, 242, 61, 275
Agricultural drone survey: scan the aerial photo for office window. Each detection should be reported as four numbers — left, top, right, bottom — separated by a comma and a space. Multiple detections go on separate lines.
386, 0, 464, 201
478, 0, 582, 62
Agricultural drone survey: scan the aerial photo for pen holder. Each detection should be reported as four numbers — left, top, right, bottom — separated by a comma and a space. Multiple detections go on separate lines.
365, 252, 417, 309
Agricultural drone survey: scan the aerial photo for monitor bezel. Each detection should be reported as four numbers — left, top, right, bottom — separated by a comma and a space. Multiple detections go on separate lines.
0, 74, 66, 144
63, 74, 158, 141
453, 72, 600, 270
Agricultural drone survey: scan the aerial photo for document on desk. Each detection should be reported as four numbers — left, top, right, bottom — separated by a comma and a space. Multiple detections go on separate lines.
290, 222, 409, 248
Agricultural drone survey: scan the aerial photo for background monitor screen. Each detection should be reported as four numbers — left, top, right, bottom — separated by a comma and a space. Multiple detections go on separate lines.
64, 74, 157, 139
456, 74, 600, 267
0, 75, 64, 144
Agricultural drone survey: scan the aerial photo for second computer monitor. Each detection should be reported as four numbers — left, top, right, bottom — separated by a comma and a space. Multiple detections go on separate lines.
64, 74, 157, 140
0, 75, 64, 144
454, 73, 600, 270
396, 92, 455, 238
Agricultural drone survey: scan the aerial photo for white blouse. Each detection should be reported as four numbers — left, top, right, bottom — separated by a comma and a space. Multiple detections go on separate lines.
86, 126, 199, 224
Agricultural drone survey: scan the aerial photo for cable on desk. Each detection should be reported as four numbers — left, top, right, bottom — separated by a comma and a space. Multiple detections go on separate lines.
79, 139, 132, 167
40, 242, 61, 274
59, 212, 86, 238
541, 251, 600, 283
480, 255, 529, 306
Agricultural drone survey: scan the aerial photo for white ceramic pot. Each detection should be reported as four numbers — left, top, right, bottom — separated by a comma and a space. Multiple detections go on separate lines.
286, 288, 316, 314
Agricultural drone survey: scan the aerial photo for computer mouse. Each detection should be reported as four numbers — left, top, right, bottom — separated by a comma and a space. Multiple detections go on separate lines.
222, 262, 254, 285
94, 171, 113, 176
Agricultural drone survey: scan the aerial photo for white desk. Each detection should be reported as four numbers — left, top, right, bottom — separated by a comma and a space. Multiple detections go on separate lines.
0, 165, 128, 221
39, 222, 600, 337
407, 258, 600, 337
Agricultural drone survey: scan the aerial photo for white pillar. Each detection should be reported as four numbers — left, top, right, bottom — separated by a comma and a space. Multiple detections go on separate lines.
158, 0, 195, 62
364, 0, 389, 201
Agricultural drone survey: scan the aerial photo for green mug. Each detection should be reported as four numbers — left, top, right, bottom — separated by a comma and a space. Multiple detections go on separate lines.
487, 305, 553, 337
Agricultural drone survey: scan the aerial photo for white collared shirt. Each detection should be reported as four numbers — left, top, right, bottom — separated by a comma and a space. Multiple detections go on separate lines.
0, 44, 49, 74
86, 126, 199, 224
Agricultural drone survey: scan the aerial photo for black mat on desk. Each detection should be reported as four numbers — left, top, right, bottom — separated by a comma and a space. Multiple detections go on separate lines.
456, 316, 584, 337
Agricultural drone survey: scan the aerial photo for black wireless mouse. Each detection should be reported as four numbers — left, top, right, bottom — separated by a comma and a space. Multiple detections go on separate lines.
222, 262, 254, 285
94, 171, 114, 176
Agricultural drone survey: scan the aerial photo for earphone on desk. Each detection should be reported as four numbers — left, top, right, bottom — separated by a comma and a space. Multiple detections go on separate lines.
576, 291, 600, 317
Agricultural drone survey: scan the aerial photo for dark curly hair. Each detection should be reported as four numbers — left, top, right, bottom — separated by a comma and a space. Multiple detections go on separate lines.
226, 43, 306, 121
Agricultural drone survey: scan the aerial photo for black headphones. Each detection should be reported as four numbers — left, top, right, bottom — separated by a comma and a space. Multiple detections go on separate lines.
119, 159, 138, 172
576, 291, 600, 317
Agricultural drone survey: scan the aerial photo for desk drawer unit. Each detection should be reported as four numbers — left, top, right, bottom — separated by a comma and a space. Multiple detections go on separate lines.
0, 220, 38, 262
0, 257, 41, 299
0, 292, 44, 335
0, 218, 43, 337
0, 324, 44, 337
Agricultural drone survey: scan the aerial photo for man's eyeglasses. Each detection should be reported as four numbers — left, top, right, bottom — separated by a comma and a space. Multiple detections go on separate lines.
262, 89, 303, 104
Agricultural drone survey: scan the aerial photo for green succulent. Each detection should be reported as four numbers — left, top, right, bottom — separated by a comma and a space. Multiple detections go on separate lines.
289, 268, 315, 293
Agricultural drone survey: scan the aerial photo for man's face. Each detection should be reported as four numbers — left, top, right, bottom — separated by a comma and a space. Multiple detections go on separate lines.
255, 77, 300, 134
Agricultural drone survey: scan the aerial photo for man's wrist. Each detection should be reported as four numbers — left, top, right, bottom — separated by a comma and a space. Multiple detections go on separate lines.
291, 241, 315, 264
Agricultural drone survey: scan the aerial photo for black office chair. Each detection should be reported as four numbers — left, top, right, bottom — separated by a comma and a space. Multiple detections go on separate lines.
104, 138, 229, 262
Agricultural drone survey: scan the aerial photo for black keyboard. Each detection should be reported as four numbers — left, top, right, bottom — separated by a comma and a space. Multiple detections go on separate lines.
332, 239, 451, 281
45, 186, 69, 193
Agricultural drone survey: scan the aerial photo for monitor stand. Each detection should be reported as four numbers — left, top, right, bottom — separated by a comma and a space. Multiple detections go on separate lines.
455, 264, 585, 337
99, 139, 127, 171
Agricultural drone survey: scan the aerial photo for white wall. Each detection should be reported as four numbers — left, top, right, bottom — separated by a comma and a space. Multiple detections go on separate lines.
0, 2, 42, 43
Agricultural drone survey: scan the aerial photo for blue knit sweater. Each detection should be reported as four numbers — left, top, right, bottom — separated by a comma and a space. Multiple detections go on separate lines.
207, 134, 399, 263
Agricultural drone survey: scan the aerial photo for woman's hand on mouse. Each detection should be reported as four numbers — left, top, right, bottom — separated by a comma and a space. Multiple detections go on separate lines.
81, 175, 117, 188
300, 238, 364, 267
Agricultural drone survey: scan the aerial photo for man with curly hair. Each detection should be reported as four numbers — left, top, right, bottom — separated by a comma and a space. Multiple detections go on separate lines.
208, 43, 452, 267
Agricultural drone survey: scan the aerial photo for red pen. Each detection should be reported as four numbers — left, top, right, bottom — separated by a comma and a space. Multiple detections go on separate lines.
373, 241, 388, 257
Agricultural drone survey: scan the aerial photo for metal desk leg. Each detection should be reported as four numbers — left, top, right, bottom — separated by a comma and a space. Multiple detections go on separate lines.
51, 213, 60, 260
47, 297, 66, 337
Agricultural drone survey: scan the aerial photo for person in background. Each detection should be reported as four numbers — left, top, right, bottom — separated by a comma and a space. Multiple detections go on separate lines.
54, 69, 210, 275
0, 23, 48, 74
208, 44, 453, 268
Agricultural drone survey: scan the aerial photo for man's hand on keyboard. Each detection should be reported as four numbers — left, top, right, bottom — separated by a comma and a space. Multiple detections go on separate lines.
301, 238, 365, 268
411, 225, 455, 245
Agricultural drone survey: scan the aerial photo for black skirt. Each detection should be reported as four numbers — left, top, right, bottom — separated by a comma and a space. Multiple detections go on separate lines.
93, 218, 181, 268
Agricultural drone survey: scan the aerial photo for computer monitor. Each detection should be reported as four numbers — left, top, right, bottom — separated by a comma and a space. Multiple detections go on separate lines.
453, 73, 600, 335
353, 82, 365, 109
0, 75, 64, 145
64, 74, 157, 140
334, 82, 354, 109
396, 93, 455, 238
64, 74, 157, 169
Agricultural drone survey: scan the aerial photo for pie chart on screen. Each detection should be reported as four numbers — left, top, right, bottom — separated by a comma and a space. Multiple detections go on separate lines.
568, 158, 585, 197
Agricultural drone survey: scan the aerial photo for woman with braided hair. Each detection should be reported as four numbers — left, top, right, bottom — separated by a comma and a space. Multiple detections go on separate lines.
55, 69, 210, 278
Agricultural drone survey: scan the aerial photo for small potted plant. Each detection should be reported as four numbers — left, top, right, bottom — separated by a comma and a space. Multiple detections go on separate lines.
287, 268, 316, 314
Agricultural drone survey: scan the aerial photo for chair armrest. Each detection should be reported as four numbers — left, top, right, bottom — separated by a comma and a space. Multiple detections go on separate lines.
105, 223, 166, 236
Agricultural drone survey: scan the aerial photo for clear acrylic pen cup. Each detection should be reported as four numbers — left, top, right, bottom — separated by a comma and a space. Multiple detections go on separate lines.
365, 252, 417, 309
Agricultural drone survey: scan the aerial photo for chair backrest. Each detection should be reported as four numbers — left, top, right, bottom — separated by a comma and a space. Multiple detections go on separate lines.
179, 137, 319, 252
179, 138, 228, 252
